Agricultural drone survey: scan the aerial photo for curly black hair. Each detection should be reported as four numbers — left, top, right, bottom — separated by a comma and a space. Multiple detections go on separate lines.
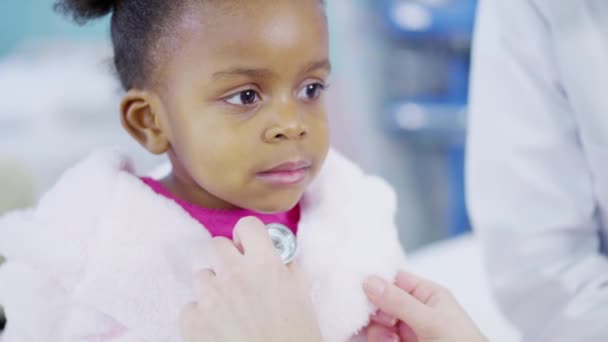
54, 0, 186, 90
55, 0, 326, 91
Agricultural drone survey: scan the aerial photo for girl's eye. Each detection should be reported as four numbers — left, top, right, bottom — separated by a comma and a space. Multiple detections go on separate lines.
297, 82, 326, 100
225, 89, 261, 106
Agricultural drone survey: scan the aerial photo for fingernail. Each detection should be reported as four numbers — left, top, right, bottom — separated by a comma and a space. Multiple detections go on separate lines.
364, 276, 387, 298
382, 331, 399, 342
373, 311, 398, 326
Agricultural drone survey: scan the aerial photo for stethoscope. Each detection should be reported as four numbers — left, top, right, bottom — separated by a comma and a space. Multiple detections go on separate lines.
266, 223, 297, 264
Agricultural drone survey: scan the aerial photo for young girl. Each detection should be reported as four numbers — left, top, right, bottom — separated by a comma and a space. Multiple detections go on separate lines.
0, 0, 406, 341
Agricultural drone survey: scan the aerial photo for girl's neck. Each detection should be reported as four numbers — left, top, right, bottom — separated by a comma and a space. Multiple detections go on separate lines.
140, 177, 301, 239
160, 172, 239, 210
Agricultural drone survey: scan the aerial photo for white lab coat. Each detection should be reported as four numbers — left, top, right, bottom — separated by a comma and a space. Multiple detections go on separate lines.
467, 0, 608, 341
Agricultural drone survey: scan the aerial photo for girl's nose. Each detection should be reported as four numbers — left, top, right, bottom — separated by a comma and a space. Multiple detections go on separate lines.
263, 121, 308, 143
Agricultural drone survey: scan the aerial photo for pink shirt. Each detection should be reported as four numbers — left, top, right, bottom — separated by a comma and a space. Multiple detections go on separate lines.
140, 177, 300, 239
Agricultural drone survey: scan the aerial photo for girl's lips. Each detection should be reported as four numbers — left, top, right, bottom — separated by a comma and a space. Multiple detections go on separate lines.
257, 161, 312, 186
261, 160, 312, 173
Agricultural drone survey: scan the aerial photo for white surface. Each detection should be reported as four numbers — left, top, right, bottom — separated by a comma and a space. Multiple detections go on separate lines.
408, 234, 522, 342
0, 41, 165, 197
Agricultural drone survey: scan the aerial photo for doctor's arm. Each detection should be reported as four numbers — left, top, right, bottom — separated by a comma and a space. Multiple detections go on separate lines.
467, 0, 608, 341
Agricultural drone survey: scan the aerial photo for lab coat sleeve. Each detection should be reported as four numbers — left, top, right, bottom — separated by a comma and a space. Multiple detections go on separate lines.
467, 0, 608, 341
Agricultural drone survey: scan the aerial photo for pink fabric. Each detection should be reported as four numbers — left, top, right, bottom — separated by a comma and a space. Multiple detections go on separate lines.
140, 177, 300, 239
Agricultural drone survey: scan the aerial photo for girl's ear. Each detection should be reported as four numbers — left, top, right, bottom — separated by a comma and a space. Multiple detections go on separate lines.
120, 89, 170, 154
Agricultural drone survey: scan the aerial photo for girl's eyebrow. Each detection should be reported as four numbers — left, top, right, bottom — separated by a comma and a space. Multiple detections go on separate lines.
213, 68, 275, 80
301, 59, 331, 75
212, 59, 331, 81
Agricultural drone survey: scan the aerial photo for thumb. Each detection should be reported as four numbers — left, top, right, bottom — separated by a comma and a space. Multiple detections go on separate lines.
363, 276, 434, 333
232, 216, 274, 257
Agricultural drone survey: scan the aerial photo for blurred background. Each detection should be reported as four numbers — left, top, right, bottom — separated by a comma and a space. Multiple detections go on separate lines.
0, 1, 522, 340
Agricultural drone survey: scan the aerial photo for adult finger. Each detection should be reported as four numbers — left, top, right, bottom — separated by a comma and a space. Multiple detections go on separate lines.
398, 321, 419, 342
371, 310, 398, 327
206, 237, 241, 275
366, 322, 399, 342
232, 216, 278, 260
363, 276, 433, 332
395, 271, 448, 306
179, 302, 200, 340
192, 268, 216, 299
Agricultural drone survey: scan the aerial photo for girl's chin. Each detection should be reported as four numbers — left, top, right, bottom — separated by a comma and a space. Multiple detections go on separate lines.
246, 194, 303, 214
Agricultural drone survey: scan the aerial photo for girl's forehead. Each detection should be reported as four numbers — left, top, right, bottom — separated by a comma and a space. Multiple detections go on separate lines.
177, 0, 327, 42
168, 0, 328, 72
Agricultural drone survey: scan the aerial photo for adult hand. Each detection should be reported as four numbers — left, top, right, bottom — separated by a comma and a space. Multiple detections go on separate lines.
179, 217, 323, 342
364, 272, 487, 342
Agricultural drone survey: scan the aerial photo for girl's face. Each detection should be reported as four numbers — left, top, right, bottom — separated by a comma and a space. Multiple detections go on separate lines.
147, 0, 330, 213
